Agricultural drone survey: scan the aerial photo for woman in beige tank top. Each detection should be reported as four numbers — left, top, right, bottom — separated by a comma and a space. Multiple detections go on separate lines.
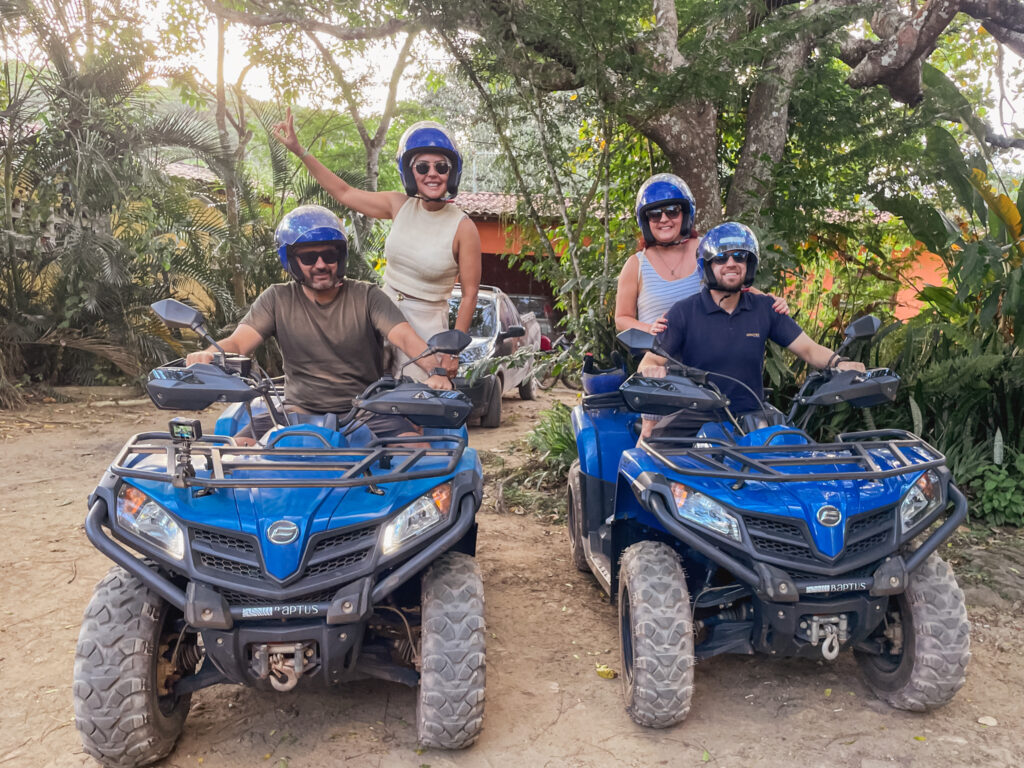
273, 111, 481, 380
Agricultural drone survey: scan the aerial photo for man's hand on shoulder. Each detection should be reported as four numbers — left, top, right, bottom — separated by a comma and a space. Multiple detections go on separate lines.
425, 374, 453, 390
185, 350, 215, 366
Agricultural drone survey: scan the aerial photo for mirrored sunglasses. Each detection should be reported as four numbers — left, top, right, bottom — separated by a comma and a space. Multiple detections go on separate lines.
645, 204, 683, 221
710, 250, 751, 265
413, 160, 451, 176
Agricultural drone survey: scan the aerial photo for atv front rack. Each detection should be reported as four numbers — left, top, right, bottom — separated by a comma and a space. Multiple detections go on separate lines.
110, 431, 465, 489
642, 428, 945, 482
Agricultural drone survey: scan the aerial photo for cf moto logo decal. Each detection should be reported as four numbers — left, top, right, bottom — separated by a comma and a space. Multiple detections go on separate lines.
267, 520, 299, 545
816, 505, 842, 527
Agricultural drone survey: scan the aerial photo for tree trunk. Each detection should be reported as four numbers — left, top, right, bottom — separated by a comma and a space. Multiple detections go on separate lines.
215, 15, 246, 307
726, 33, 814, 222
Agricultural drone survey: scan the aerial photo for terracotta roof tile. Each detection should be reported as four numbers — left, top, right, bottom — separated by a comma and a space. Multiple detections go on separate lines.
164, 162, 218, 183
451, 191, 520, 216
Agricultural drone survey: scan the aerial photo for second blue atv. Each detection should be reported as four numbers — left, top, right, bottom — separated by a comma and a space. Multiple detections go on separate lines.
567, 318, 970, 727
73, 300, 486, 767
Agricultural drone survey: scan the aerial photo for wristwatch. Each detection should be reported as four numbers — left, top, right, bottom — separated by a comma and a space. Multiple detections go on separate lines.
431, 367, 450, 377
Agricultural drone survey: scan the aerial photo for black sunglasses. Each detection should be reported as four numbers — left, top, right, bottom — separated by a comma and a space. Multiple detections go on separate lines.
294, 247, 343, 267
413, 160, 451, 176
710, 250, 751, 265
645, 204, 683, 221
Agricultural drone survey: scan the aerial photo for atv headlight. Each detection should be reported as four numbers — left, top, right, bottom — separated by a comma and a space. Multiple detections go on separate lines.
380, 483, 453, 556
899, 470, 943, 533
116, 485, 185, 560
670, 483, 741, 542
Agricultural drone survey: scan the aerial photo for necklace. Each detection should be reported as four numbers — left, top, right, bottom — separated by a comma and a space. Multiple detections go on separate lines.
653, 246, 688, 278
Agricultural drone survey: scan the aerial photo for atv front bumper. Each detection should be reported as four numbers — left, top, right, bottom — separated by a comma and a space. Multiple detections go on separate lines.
84, 493, 478, 631
634, 473, 968, 602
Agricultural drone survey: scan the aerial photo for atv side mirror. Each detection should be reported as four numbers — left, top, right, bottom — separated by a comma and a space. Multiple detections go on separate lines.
843, 315, 881, 341
152, 298, 223, 355
617, 328, 655, 357
427, 329, 472, 355
151, 299, 207, 331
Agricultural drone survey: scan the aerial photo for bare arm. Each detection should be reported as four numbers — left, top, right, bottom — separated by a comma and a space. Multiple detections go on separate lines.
273, 107, 406, 220
615, 256, 654, 333
185, 323, 265, 365
386, 321, 453, 389
452, 218, 482, 335
786, 332, 865, 371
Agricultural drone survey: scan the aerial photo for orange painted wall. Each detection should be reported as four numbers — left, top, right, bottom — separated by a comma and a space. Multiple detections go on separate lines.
893, 250, 947, 320
477, 218, 524, 255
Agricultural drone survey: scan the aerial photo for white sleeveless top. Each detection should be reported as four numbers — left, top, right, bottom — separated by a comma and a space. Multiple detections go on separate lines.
635, 251, 703, 325
383, 198, 465, 302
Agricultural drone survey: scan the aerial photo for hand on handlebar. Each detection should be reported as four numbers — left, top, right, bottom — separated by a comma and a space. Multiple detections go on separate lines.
836, 360, 866, 373
639, 364, 667, 379
440, 353, 460, 377
185, 350, 215, 366
426, 373, 453, 390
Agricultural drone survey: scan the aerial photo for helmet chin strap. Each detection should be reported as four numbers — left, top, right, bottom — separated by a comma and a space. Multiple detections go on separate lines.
410, 192, 454, 204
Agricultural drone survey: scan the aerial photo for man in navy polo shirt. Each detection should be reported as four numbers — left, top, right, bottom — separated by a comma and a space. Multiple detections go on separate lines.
638, 222, 864, 436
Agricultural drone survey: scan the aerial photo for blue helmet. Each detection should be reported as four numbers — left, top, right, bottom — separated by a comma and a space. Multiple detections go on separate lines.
697, 222, 759, 291
635, 173, 696, 245
396, 121, 463, 198
275, 205, 348, 282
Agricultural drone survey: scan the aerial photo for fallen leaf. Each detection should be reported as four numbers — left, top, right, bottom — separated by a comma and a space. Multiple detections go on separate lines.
825, 688, 832, 697
702, 749, 710, 762
978, 716, 998, 727
914, 736, 926, 742
595, 663, 618, 679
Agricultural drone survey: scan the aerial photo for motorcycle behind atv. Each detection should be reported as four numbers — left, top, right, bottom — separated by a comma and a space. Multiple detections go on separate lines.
567, 317, 970, 728
73, 300, 486, 767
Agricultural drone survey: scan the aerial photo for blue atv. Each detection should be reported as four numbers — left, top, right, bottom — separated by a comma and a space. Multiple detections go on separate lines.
73, 300, 486, 767
567, 318, 969, 728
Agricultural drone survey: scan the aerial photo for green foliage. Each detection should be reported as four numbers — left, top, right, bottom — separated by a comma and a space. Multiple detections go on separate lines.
962, 453, 1024, 527
526, 402, 577, 481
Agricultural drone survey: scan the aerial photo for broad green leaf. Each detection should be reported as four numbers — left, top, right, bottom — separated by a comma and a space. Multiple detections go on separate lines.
871, 194, 950, 254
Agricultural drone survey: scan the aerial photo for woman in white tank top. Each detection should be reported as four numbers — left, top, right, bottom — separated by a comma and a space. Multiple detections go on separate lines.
273, 111, 481, 380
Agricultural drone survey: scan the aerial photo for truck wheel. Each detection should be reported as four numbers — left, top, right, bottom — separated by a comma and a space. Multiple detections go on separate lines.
855, 554, 970, 711
566, 460, 589, 572
518, 375, 537, 401
480, 379, 501, 428
618, 541, 694, 728
74, 566, 197, 767
417, 552, 486, 749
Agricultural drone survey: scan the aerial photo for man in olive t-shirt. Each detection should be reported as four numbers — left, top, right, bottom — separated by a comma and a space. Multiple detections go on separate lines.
186, 240, 451, 440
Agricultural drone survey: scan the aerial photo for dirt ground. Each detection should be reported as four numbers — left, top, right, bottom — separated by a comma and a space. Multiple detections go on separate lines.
1, 386, 1023, 768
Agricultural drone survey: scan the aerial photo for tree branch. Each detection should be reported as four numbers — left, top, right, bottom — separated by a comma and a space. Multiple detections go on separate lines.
727, 32, 814, 220
844, 0, 961, 105
199, 0, 415, 41
651, 0, 685, 70
961, 0, 1024, 32
372, 31, 418, 147
985, 129, 1024, 148
306, 33, 372, 149
979, 19, 1024, 57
